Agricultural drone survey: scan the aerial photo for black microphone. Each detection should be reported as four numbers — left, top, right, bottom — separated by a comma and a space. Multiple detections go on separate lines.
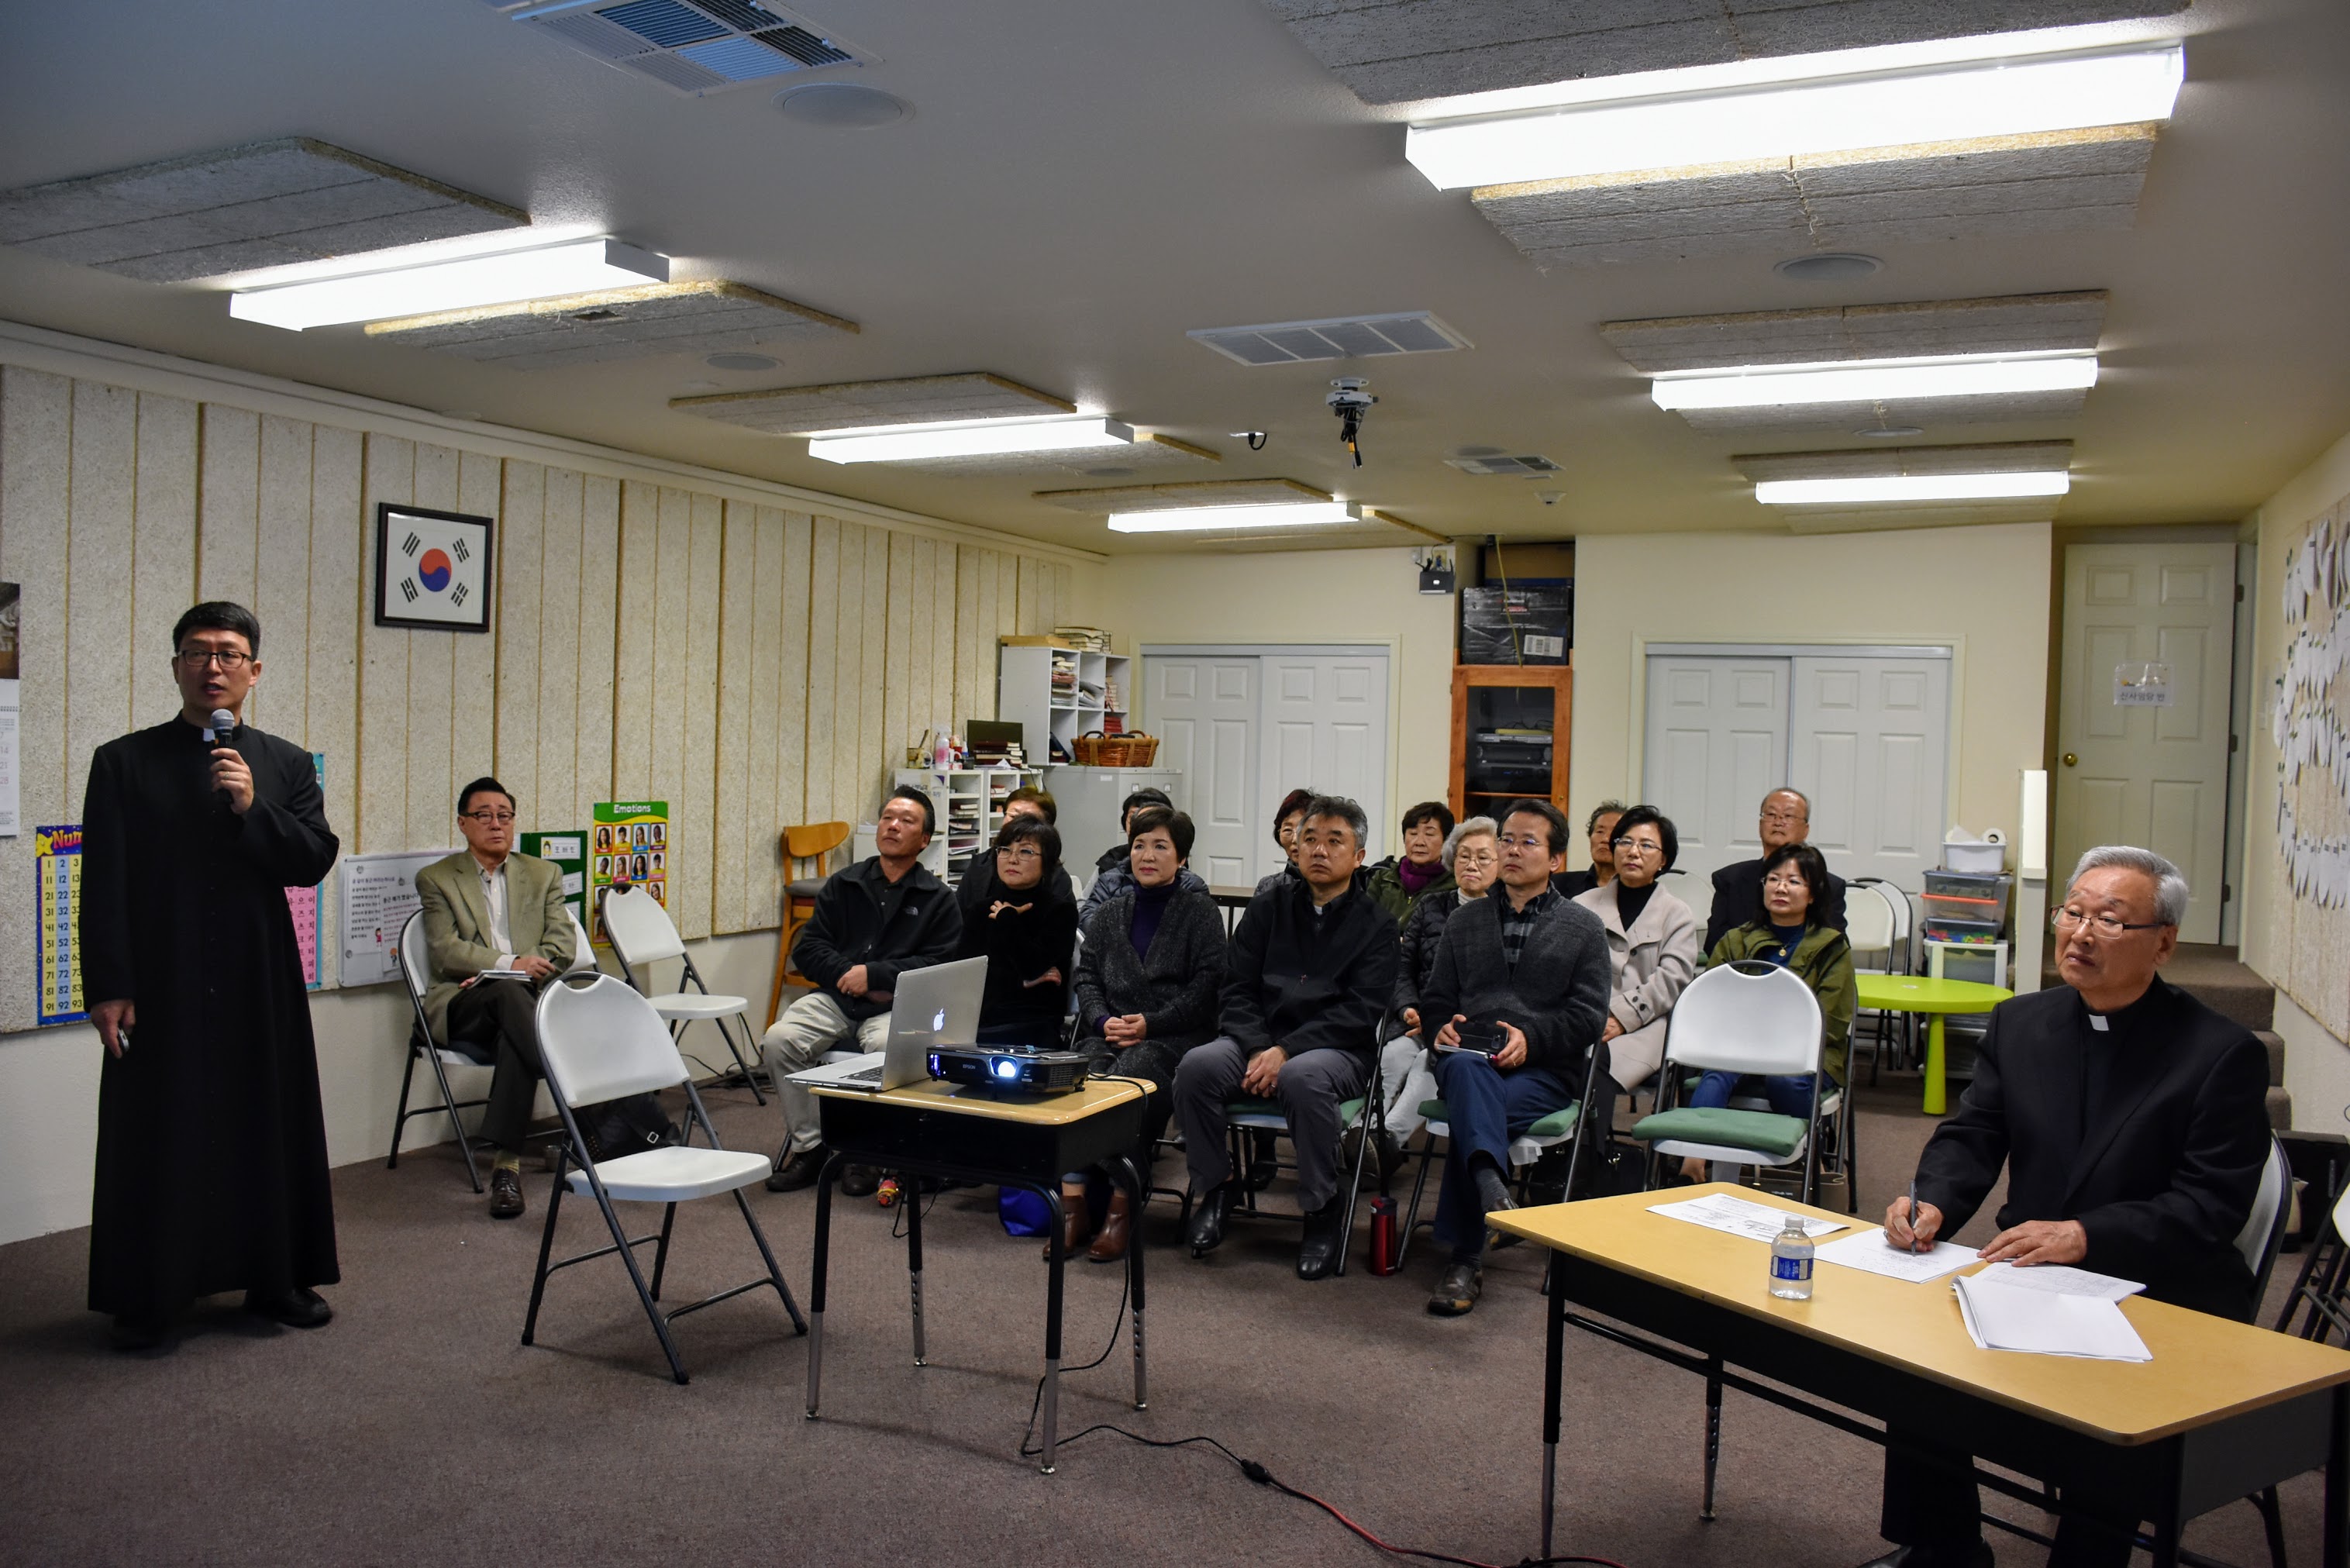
206, 708, 236, 801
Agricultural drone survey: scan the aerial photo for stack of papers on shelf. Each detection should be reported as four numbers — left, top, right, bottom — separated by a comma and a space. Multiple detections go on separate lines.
1952, 1272, 2151, 1361
1814, 1228, 1978, 1283
1649, 1191, 1849, 1242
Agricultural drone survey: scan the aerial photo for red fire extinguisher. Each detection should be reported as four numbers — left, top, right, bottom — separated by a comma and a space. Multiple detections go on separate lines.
1368, 1194, 1399, 1276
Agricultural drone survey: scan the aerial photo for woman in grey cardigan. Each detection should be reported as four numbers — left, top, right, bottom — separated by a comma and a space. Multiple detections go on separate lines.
1068, 805, 1227, 1262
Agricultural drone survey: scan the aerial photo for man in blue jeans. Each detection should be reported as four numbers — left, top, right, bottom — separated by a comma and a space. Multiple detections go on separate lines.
1418, 799, 1614, 1316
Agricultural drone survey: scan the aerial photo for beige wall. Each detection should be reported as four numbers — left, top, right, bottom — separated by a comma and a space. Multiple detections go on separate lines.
2241, 425, 2350, 1125
1087, 546, 1457, 815
0, 333, 1090, 1243
1569, 522, 2055, 863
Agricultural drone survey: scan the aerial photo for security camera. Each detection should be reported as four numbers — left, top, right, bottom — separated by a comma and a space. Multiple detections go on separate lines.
1327, 377, 1376, 467
1536, 491, 1564, 506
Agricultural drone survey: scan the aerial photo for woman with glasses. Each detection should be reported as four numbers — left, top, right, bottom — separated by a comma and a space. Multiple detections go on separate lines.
1571, 804, 1701, 1091
1677, 841, 1856, 1182
1383, 816, 1501, 1145
954, 815, 1079, 1047
1254, 786, 1317, 894
1552, 799, 1625, 899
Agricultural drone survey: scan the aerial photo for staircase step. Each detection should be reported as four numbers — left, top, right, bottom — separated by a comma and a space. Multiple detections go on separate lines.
2256, 1029, 2286, 1088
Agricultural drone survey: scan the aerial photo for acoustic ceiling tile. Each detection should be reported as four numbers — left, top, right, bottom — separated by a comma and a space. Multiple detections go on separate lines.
1263, 0, 2186, 103
670, 372, 1072, 433
0, 140, 526, 282
364, 279, 856, 370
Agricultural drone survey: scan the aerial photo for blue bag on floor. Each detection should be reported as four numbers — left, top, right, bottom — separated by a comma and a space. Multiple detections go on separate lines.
998, 1185, 1051, 1236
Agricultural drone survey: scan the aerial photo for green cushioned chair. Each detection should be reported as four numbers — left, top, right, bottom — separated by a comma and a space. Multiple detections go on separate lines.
1633, 960, 1827, 1206
1397, 1087, 1590, 1272
1187, 1052, 1386, 1277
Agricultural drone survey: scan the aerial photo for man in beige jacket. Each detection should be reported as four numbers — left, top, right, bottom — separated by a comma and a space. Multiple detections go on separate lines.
415, 777, 575, 1218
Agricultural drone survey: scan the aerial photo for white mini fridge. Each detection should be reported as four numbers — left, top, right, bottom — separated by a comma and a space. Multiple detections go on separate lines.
1045, 767, 1185, 892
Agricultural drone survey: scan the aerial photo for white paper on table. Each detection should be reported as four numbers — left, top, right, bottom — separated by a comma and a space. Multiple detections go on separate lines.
1648, 1192, 1851, 1244
1814, 1227, 1979, 1283
1952, 1273, 2151, 1361
1969, 1261, 2145, 1301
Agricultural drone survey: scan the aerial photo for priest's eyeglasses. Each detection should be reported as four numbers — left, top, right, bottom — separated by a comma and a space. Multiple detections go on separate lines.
2052, 907, 2163, 937
177, 648, 251, 668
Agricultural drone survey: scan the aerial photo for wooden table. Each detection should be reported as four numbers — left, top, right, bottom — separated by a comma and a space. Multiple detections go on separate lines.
1208, 884, 1256, 933
1856, 973, 2011, 1115
803, 1075, 1150, 1473
1492, 1185, 2350, 1566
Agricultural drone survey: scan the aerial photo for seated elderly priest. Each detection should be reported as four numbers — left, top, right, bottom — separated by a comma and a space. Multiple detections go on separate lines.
1418, 800, 1613, 1317
1866, 846, 2272, 1568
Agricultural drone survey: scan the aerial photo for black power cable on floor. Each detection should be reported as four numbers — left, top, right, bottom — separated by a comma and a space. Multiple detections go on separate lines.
1014, 1274, 1626, 1568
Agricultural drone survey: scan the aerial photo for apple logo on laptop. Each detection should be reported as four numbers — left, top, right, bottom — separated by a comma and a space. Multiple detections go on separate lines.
932, 1008, 947, 1032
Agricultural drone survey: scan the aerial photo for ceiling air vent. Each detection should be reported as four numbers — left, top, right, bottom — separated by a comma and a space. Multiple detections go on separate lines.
1188, 311, 1470, 367
481, 0, 870, 97
1446, 454, 1561, 477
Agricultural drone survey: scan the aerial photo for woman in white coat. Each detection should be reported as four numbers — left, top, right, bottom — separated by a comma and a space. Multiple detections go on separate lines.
1573, 805, 1702, 1092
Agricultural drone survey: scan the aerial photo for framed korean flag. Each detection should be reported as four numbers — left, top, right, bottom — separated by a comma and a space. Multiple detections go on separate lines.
374, 503, 493, 632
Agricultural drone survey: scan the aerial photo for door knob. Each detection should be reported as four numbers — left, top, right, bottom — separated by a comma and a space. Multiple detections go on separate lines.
2062, 753, 2078, 767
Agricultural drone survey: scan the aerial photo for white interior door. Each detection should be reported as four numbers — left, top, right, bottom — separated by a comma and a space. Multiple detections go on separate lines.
1142, 656, 1258, 887
1260, 653, 1390, 864
1642, 656, 1791, 887
2055, 541, 2236, 943
1790, 655, 1950, 888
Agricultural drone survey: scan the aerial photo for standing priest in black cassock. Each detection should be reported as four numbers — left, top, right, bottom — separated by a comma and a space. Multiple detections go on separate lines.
81, 601, 341, 1349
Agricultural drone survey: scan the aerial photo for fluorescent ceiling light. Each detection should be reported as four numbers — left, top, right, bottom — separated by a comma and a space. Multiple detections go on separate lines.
229, 239, 668, 331
1756, 472, 2071, 505
1108, 502, 1359, 534
807, 416, 1133, 464
1653, 351, 2099, 411
1404, 43, 2183, 190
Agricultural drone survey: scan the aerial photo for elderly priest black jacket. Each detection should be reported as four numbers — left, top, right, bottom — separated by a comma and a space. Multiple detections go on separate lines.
1913, 977, 2271, 1320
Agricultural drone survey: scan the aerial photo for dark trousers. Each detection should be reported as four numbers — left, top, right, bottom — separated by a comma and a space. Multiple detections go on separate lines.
1883, 1431, 2134, 1566
446, 977, 546, 1153
1174, 1036, 1366, 1212
1430, 1051, 1579, 1258
1077, 1036, 1183, 1155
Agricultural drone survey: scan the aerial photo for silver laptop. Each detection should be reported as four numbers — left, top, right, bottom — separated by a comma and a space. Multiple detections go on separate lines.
784, 956, 989, 1093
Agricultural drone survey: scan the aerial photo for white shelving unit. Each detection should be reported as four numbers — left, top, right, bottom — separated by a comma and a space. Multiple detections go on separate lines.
998, 643, 1132, 766
893, 765, 1045, 885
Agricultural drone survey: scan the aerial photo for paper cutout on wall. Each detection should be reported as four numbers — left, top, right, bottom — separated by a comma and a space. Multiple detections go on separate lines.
2270, 497, 2350, 1036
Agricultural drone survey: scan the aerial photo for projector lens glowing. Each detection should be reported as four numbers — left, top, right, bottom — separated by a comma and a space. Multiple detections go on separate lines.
994, 1059, 1020, 1081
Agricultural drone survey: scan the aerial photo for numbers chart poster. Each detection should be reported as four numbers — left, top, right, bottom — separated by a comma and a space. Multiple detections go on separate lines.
589, 801, 667, 941
36, 823, 82, 1025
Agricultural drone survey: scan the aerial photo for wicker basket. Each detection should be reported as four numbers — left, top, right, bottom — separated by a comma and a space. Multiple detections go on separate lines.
1097, 732, 1159, 767
1072, 731, 1107, 765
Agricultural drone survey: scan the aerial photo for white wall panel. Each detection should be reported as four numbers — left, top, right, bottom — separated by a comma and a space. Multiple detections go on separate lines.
196, 405, 259, 608
130, 393, 199, 732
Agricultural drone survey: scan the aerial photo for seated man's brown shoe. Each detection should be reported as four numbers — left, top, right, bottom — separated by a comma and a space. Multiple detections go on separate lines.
1087, 1191, 1132, 1263
488, 1166, 525, 1219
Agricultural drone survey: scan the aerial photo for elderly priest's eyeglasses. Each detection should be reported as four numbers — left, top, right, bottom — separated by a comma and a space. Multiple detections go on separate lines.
177, 647, 251, 669
2052, 906, 2164, 937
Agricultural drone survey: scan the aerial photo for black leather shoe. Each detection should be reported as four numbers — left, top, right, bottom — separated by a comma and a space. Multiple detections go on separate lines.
1857, 1543, 1993, 1568
1297, 1199, 1346, 1280
840, 1163, 881, 1198
1427, 1260, 1483, 1316
243, 1287, 333, 1328
766, 1146, 826, 1192
110, 1314, 174, 1352
1187, 1185, 1233, 1258
488, 1167, 525, 1219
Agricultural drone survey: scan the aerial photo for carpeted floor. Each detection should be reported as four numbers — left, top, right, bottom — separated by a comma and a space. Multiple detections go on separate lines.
0, 1076, 2331, 1567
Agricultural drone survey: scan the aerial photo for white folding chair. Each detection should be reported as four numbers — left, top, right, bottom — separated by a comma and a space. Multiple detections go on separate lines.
600, 884, 766, 1104
522, 974, 806, 1384
564, 908, 598, 974
386, 908, 495, 1192
1631, 960, 1827, 1204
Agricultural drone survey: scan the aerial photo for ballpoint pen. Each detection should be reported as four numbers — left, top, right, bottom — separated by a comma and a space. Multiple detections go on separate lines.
1907, 1179, 1922, 1256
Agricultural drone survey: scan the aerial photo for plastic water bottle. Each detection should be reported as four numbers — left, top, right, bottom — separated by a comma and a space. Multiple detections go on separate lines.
1769, 1213, 1815, 1300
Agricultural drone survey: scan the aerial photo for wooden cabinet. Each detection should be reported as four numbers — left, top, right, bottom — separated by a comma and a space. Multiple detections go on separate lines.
1449, 663, 1572, 818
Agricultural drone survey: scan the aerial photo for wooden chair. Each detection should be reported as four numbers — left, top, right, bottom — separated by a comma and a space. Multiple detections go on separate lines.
764, 822, 852, 1027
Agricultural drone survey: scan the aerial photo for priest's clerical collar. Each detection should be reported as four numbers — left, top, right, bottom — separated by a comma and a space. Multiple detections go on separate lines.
2081, 979, 2162, 1034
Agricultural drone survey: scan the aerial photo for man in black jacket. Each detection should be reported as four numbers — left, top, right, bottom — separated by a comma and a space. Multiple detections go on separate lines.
1703, 787, 1848, 950
762, 787, 961, 1193
1863, 846, 2271, 1568
1174, 795, 1400, 1279
1421, 801, 1613, 1316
